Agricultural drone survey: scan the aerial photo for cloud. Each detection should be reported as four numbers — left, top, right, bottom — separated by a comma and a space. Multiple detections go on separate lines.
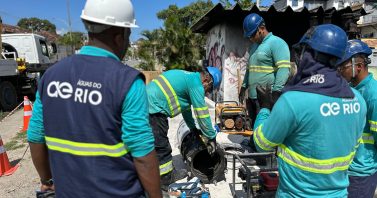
56, 28, 68, 35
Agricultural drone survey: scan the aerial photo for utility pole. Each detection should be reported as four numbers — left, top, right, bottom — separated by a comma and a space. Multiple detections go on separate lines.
0, 16, 2, 59
66, 0, 73, 54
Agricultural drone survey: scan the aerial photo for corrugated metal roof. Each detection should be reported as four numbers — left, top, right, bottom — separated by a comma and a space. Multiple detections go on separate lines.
191, 3, 367, 34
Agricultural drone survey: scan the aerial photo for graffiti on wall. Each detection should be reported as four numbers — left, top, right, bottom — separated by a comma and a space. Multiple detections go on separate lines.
207, 26, 226, 71
206, 25, 226, 101
222, 51, 248, 101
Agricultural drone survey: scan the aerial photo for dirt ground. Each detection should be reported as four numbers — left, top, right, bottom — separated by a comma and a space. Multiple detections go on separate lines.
0, 104, 250, 198
0, 109, 39, 198
2, 102, 374, 198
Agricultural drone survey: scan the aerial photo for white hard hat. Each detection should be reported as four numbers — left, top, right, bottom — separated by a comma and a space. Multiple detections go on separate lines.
81, 0, 138, 28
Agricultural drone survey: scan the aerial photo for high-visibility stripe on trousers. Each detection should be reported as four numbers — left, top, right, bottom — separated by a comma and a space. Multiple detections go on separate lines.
152, 75, 181, 117
160, 160, 173, 176
45, 136, 128, 157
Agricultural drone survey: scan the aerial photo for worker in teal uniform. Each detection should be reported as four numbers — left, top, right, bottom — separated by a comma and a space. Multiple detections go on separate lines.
147, 67, 221, 190
337, 39, 377, 198
27, 0, 161, 197
252, 24, 367, 197
239, 13, 291, 126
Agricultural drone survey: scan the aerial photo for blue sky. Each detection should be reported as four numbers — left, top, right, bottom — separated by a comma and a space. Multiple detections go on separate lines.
0, 0, 272, 42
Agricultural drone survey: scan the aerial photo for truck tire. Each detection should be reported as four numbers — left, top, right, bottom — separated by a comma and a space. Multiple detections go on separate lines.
0, 81, 18, 111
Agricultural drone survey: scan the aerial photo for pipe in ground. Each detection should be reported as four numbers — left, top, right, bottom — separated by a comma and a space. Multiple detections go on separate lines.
177, 120, 226, 184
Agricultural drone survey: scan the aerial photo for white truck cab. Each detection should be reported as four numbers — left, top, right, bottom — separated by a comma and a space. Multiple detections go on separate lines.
1, 33, 56, 72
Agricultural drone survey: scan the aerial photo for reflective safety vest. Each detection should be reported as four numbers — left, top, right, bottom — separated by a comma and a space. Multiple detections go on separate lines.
253, 90, 367, 197
39, 55, 145, 198
248, 60, 291, 73
349, 73, 377, 177
147, 70, 216, 139
152, 75, 181, 117
254, 126, 356, 174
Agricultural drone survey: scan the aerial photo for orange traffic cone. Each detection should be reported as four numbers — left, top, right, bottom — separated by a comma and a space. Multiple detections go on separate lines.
0, 135, 19, 176
22, 96, 32, 131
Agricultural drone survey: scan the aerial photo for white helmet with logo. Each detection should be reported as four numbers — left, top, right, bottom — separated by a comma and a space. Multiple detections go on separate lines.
81, 0, 138, 29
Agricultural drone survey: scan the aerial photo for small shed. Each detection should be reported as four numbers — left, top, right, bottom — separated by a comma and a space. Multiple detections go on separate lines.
191, 3, 367, 101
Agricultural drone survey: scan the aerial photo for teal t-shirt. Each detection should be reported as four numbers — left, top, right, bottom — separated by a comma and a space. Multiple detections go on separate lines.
147, 70, 216, 139
254, 90, 366, 197
27, 46, 154, 158
242, 33, 291, 99
348, 73, 377, 176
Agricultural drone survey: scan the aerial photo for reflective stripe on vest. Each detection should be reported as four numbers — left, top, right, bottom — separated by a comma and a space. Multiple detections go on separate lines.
360, 133, 375, 144
254, 125, 278, 151
194, 106, 210, 119
153, 75, 181, 117
369, 120, 377, 132
249, 66, 274, 73
160, 160, 173, 175
45, 136, 128, 157
276, 60, 291, 69
277, 144, 355, 174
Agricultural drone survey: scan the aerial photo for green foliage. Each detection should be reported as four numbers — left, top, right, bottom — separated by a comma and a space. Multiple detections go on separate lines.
4, 132, 27, 151
136, 0, 213, 70
17, 17, 56, 33
135, 29, 163, 71
220, 0, 254, 9
58, 32, 84, 50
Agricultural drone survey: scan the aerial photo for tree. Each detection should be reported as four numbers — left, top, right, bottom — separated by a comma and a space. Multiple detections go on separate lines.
17, 17, 56, 33
220, 0, 255, 9
58, 32, 84, 50
136, 29, 164, 71
156, 0, 213, 70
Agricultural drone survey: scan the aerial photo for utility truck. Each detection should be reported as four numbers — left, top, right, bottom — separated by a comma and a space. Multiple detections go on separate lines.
0, 33, 57, 111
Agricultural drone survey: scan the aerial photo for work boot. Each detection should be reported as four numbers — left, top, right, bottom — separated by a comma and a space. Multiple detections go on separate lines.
161, 169, 188, 191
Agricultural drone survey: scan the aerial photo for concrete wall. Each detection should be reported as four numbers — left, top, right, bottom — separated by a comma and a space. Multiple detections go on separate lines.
223, 23, 249, 101
205, 23, 250, 101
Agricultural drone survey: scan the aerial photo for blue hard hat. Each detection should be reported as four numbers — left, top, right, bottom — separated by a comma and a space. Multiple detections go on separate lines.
243, 13, 264, 38
337, 39, 372, 65
297, 24, 348, 59
206, 66, 222, 90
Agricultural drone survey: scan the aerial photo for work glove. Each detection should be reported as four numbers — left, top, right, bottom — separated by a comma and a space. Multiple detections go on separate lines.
239, 87, 247, 104
206, 138, 217, 156
256, 85, 273, 110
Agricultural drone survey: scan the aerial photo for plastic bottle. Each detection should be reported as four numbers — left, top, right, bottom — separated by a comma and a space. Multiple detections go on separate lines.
201, 192, 209, 198
181, 191, 186, 198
